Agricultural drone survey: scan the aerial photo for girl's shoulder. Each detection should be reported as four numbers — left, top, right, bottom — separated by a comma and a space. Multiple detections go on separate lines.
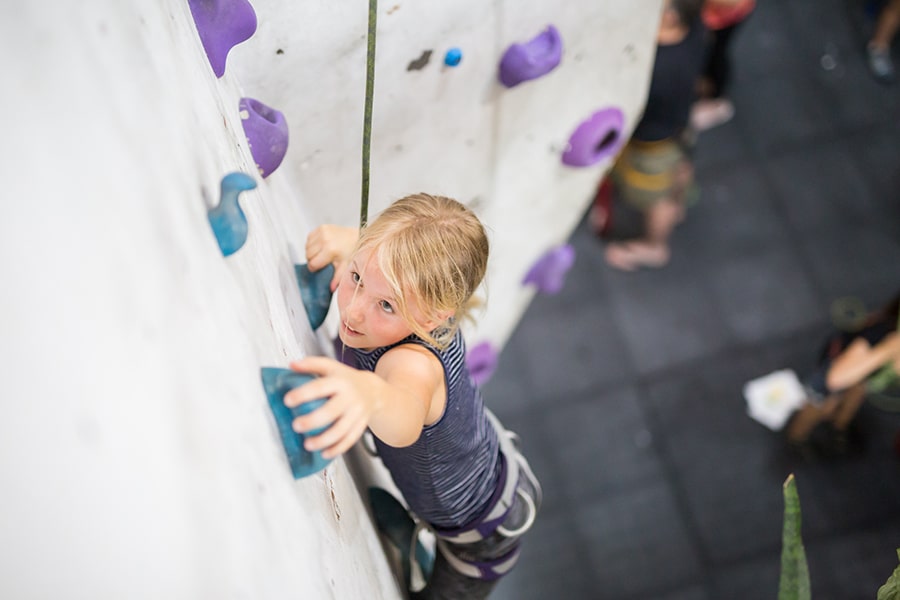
380, 335, 443, 365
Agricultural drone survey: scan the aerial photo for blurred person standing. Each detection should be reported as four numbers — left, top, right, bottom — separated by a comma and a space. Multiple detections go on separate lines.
603, 0, 707, 271
690, 0, 756, 131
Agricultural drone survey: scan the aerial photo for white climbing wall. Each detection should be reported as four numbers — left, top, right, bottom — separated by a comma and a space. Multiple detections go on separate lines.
232, 0, 662, 348
0, 0, 659, 598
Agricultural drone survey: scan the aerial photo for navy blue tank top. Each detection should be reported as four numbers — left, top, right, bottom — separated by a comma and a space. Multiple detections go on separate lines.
351, 329, 501, 528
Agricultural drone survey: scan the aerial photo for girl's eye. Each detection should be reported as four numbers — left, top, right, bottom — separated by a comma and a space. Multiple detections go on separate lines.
379, 300, 394, 314
349, 271, 361, 284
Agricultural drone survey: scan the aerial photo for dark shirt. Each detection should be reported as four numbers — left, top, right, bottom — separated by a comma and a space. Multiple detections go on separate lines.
807, 305, 899, 395
350, 330, 501, 529
633, 18, 708, 142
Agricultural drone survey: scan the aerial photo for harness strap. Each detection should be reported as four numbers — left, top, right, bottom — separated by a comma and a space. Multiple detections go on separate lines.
395, 410, 541, 582
433, 409, 522, 544
435, 409, 542, 547
435, 539, 522, 582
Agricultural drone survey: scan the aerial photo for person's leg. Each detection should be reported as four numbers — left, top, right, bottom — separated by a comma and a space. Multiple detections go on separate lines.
691, 25, 740, 130
786, 396, 840, 443
415, 467, 540, 600
605, 151, 693, 270
830, 383, 867, 431
872, 0, 900, 49
704, 26, 735, 99
603, 198, 679, 270
411, 552, 498, 600
637, 155, 693, 249
644, 198, 683, 247
867, 0, 900, 82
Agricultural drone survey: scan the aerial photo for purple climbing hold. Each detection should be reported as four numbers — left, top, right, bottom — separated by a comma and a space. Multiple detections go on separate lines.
188, 0, 258, 78
498, 25, 563, 88
561, 107, 625, 167
239, 97, 289, 178
522, 244, 575, 294
466, 341, 499, 386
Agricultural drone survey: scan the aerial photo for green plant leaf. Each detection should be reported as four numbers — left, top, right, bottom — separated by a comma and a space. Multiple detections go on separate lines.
877, 549, 900, 600
867, 363, 899, 394
779, 474, 811, 600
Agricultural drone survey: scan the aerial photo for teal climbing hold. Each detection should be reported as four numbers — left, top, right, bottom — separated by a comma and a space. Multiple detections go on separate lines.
260, 367, 333, 479
369, 487, 434, 590
208, 172, 257, 257
295, 263, 335, 330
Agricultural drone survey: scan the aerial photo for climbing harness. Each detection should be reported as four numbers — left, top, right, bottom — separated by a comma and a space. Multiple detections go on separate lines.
372, 409, 541, 583
432, 409, 540, 544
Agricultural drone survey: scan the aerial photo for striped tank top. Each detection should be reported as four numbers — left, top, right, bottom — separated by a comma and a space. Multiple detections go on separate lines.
351, 329, 501, 529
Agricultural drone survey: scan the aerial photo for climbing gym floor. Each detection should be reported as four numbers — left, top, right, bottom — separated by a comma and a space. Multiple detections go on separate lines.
484, 0, 900, 598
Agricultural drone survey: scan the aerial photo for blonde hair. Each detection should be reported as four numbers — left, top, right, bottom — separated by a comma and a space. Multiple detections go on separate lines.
353, 193, 489, 349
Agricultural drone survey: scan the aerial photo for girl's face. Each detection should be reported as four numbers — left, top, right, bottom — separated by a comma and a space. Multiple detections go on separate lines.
336, 247, 431, 351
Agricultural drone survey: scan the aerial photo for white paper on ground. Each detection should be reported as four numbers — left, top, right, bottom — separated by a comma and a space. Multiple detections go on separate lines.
743, 369, 808, 431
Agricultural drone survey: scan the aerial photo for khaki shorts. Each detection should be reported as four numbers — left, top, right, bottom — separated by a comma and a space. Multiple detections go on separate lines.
611, 138, 689, 210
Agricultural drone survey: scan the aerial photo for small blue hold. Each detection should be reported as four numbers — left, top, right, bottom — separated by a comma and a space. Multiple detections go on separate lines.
208, 172, 257, 256
295, 263, 335, 330
260, 367, 333, 479
444, 47, 462, 67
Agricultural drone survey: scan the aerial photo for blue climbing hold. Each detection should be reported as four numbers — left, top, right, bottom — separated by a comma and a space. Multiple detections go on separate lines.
295, 263, 335, 330
444, 47, 463, 67
260, 367, 333, 479
208, 172, 257, 257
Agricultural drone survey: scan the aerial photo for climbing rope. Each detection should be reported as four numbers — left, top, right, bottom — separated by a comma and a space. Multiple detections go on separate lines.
360, 0, 377, 228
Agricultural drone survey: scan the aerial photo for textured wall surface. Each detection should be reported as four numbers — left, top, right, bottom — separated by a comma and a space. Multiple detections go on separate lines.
0, 0, 659, 597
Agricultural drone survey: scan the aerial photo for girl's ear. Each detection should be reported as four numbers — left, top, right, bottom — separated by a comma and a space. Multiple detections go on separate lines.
421, 309, 455, 332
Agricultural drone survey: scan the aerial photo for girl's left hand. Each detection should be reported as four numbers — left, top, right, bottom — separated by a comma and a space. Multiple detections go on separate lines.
305, 225, 359, 292
284, 356, 381, 459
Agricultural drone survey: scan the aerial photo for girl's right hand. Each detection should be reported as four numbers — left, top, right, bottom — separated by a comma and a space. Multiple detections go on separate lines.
285, 356, 382, 459
305, 225, 359, 291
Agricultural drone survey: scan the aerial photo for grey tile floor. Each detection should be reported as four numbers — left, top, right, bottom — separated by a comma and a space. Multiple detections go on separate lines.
486, 1, 900, 598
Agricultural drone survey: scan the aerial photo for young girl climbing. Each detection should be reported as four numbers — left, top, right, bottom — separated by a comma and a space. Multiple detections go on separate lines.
285, 193, 541, 599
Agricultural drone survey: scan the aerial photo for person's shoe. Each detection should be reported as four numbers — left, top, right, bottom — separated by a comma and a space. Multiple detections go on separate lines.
604, 241, 670, 271
689, 98, 735, 131
867, 44, 895, 84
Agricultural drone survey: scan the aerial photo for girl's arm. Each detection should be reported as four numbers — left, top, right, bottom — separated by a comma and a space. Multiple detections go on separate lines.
305, 224, 359, 291
284, 346, 445, 458
825, 332, 900, 392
